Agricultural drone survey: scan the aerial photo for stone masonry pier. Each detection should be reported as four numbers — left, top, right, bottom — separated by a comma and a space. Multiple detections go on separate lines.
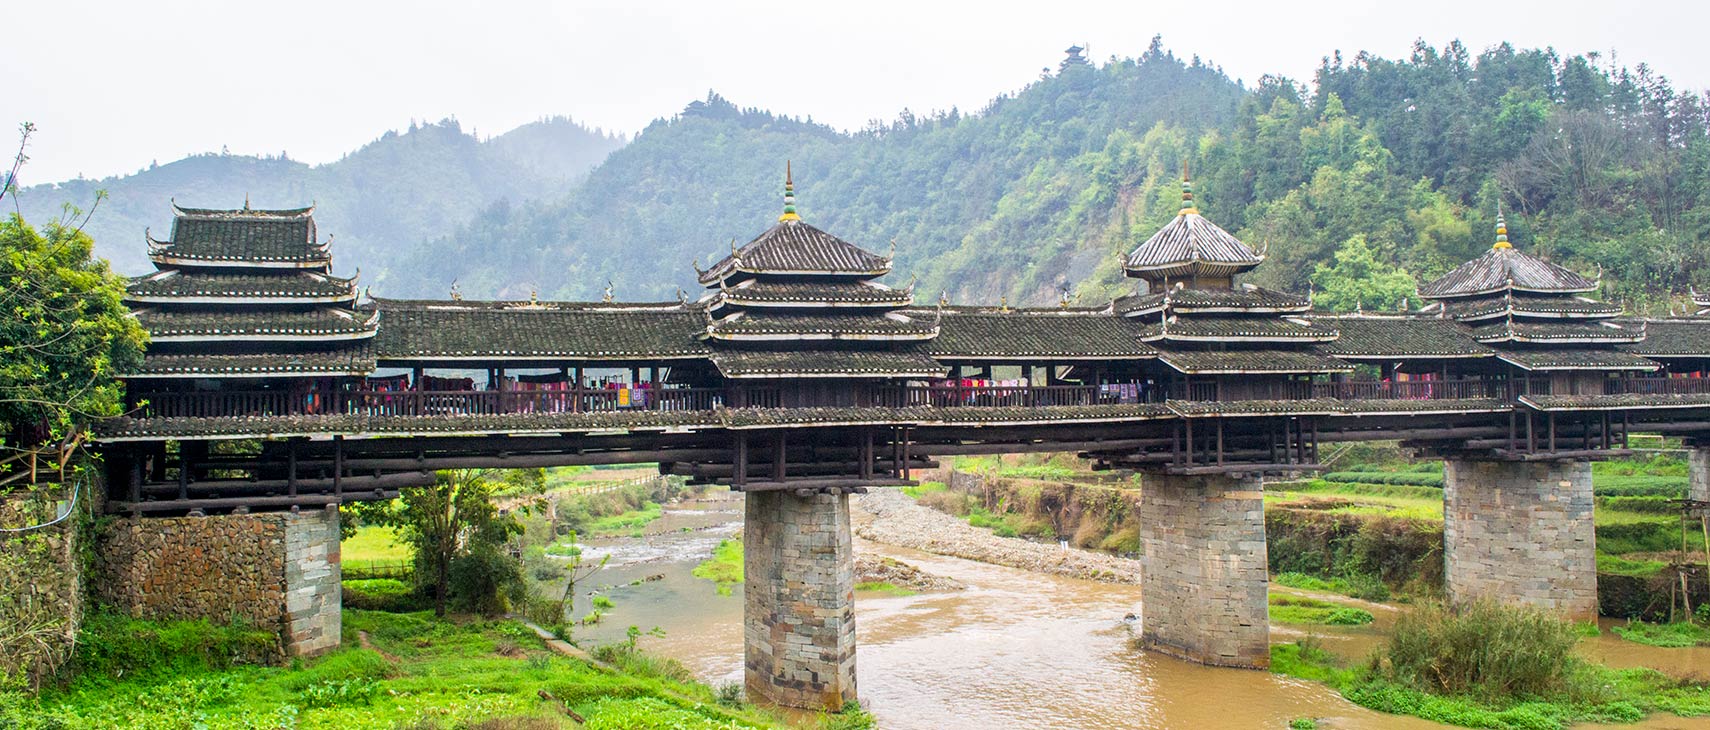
743, 490, 858, 710
96, 506, 342, 657
1138, 472, 1270, 668
1444, 459, 1597, 620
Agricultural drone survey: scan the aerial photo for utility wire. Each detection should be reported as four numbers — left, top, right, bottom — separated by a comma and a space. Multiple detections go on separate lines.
0, 477, 81, 533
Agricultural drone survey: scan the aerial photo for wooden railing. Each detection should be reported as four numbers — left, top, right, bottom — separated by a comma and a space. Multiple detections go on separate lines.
135, 376, 1710, 421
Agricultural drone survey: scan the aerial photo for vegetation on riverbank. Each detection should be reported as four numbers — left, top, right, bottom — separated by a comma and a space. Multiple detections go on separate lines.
1, 610, 815, 729
1272, 601, 1710, 730
1612, 619, 1710, 648
1268, 593, 1375, 626
694, 538, 745, 596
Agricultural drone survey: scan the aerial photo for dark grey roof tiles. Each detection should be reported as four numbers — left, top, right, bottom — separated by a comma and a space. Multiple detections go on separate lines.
1494, 348, 1659, 371
1124, 211, 1263, 280
920, 311, 1156, 359
1313, 316, 1494, 359
371, 299, 710, 360
1155, 348, 1354, 374
710, 349, 948, 378
137, 308, 379, 341
151, 205, 324, 264
126, 271, 358, 301
1417, 247, 1597, 299
698, 220, 890, 284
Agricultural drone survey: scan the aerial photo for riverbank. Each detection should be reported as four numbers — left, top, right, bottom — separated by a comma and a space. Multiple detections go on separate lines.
852, 488, 1139, 583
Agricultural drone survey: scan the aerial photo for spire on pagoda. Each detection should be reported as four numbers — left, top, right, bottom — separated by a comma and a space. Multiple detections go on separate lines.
779, 161, 800, 222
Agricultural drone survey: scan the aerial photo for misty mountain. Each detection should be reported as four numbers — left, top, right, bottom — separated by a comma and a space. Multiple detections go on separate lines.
12, 117, 625, 287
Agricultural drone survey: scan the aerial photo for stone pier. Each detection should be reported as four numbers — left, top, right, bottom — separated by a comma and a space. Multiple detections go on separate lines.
1138, 471, 1269, 668
1690, 446, 1710, 502
1443, 459, 1596, 620
95, 506, 343, 657
743, 490, 857, 710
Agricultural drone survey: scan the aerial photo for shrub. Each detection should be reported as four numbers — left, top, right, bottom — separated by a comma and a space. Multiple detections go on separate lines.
447, 544, 525, 616
1378, 599, 1589, 702
1322, 471, 1445, 488
342, 578, 426, 612
73, 613, 279, 678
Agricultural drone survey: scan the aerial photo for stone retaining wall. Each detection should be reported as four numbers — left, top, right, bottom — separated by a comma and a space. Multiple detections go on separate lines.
96, 506, 341, 657
0, 485, 83, 686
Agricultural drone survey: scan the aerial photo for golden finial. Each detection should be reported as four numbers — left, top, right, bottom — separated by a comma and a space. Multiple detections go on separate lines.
1000, 295, 1009, 313
778, 161, 801, 222
1059, 287, 1071, 308
939, 290, 949, 307
449, 279, 462, 301
1179, 161, 1198, 216
1493, 204, 1512, 250
602, 280, 614, 303
529, 286, 539, 305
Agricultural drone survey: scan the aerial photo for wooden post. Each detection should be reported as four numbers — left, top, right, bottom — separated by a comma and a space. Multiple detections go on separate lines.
1548, 413, 1557, 453
573, 365, 585, 413
333, 435, 345, 500
288, 439, 299, 497
734, 433, 748, 487
651, 366, 662, 411
413, 366, 425, 416
773, 430, 787, 483
859, 429, 874, 480
951, 365, 964, 407
177, 444, 190, 501
1216, 418, 1225, 466
128, 449, 143, 504
902, 427, 912, 481
1185, 418, 1195, 466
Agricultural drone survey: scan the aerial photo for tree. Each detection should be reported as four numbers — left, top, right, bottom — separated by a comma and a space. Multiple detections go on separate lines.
0, 213, 146, 449
357, 469, 524, 616
1310, 235, 1418, 312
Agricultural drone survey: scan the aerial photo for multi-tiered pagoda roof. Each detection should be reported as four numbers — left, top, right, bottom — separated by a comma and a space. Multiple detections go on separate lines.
695, 166, 944, 379
1116, 177, 1348, 377
125, 203, 377, 379
1417, 213, 1652, 373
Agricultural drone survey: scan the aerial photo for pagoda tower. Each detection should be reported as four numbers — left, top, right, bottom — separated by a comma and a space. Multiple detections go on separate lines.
1116, 174, 1346, 399
1417, 211, 1652, 394
696, 163, 945, 406
124, 203, 377, 413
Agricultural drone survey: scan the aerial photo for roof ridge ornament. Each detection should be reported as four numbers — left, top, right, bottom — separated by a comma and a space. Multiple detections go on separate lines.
449, 279, 462, 301
602, 280, 614, 303
939, 290, 949, 308
1178, 162, 1198, 216
676, 286, 688, 305
778, 161, 801, 222
1493, 205, 1512, 250
691, 256, 703, 277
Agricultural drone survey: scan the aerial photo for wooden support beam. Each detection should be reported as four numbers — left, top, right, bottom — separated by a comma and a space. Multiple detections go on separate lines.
1160, 463, 1327, 476
735, 478, 914, 493
333, 435, 344, 500
110, 491, 402, 514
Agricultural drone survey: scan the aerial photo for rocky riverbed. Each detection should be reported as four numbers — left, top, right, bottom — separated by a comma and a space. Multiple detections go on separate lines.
852, 489, 1140, 584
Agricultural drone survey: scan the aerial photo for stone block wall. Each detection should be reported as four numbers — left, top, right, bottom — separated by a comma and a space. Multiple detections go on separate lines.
1138, 472, 1269, 668
743, 490, 857, 710
1690, 447, 1710, 502
96, 506, 342, 657
1443, 459, 1596, 620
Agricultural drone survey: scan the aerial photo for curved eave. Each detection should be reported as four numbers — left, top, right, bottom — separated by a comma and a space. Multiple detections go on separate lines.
149, 253, 331, 269
375, 354, 710, 364
703, 331, 939, 342
1476, 334, 1644, 345
1168, 305, 1310, 315
1122, 260, 1261, 280
147, 330, 379, 343
1328, 352, 1494, 360
1455, 308, 1619, 323
713, 297, 910, 309
125, 292, 359, 305
699, 266, 894, 286
1420, 282, 1599, 300
722, 371, 945, 379
931, 353, 1157, 361
1140, 333, 1339, 344
171, 202, 315, 219
1496, 355, 1658, 371
124, 368, 371, 379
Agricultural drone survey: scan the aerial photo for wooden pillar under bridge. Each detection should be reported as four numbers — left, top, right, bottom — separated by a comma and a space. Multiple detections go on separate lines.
573, 365, 585, 413
333, 435, 344, 500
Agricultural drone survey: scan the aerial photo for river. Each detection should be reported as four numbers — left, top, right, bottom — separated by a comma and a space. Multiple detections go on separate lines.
557, 490, 1710, 730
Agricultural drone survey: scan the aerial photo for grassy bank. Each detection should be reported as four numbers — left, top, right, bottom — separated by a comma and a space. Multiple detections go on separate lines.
1268, 593, 1375, 626
694, 538, 744, 596
1273, 601, 1710, 730
1, 610, 838, 729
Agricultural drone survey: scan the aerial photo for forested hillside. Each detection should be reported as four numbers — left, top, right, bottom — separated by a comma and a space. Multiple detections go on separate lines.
13, 117, 624, 284
404, 39, 1710, 312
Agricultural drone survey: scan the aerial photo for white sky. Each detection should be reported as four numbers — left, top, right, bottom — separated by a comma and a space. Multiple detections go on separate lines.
8, 0, 1710, 184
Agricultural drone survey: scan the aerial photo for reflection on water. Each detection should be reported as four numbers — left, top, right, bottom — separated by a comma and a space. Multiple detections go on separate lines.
545, 492, 1710, 729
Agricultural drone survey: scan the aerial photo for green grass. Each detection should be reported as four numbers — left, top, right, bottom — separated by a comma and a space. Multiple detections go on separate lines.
900, 481, 947, 500
693, 538, 744, 595
340, 579, 424, 612
854, 581, 918, 596
1612, 621, 1710, 648
585, 501, 664, 536
1596, 552, 1669, 577
964, 506, 1053, 538
1272, 572, 1391, 602
340, 526, 411, 570
4, 610, 812, 729
1268, 593, 1375, 626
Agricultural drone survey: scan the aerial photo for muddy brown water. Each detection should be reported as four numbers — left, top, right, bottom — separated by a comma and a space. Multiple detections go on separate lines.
553, 491, 1710, 729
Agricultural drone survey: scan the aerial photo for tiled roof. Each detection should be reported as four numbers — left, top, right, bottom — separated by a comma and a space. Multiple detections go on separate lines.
705, 312, 937, 341
918, 311, 1156, 360
1334, 398, 1509, 415
1167, 398, 1343, 417
1312, 316, 1494, 359
151, 205, 325, 264
1440, 294, 1619, 322
136, 308, 379, 341
370, 299, 710, 361
1520, 393, 1710, 412
1115, 285, 1308, 316
1618, 319, 1710, 357
1156, 348, 1354, 374
1495, 348, 1659, 371
1124, 211, 1263, 280
711, 280, 912, 308
125, 271, 357, 302
698, 220, 891, 284
1140, 316, 1338, 343
1470, 320, 1643, 344
130, 348, 376, 378
1417, 247, 1597, 299
709, 349, 948, 378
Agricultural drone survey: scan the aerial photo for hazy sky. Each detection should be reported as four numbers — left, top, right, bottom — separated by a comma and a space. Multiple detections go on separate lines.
8, 0, 1709, 184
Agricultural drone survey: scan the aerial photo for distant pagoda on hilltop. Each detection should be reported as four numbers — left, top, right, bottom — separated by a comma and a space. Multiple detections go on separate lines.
1061, 45, 1091, 72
